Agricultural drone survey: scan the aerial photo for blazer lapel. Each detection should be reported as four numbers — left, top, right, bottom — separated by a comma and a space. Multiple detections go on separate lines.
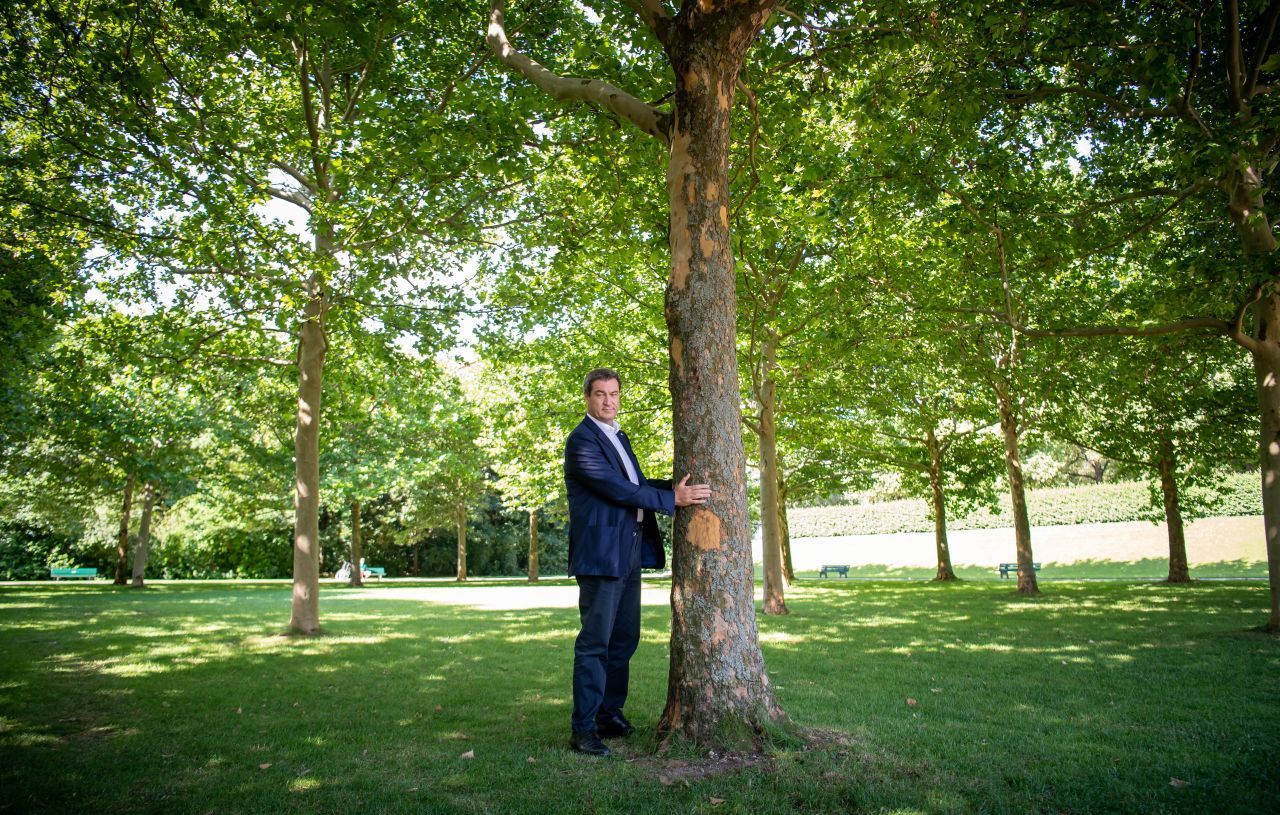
583, 418, 629, 476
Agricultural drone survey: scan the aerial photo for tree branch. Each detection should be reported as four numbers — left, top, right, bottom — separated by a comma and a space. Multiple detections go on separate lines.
487, 1, 671, 144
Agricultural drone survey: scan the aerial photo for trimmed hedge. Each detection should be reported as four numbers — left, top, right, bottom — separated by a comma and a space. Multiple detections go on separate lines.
789, 472, 1261, 538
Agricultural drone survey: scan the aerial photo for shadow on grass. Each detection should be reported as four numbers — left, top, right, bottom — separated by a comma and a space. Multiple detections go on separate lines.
0, 581, 1277, 814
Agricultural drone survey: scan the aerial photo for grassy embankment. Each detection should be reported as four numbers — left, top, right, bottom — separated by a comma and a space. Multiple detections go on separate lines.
779, 474, 1266, 579
1, 579, 1276, 814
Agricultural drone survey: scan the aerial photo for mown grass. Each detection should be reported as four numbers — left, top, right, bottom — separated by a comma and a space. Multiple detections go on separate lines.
1, 579, 1277, 814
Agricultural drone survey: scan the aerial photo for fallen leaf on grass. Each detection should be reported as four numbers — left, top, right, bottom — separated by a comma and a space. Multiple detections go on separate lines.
527, 756, 537, 764
258, 763, 272, 770
906, 698, 918, 707
459, 750, 474, 760
1170, 778, 1191, 788
434, 704, 443, 713
709, 797, 726, 805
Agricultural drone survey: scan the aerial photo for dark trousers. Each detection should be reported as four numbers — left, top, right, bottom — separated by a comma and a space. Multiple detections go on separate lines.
571, 527, 642, 733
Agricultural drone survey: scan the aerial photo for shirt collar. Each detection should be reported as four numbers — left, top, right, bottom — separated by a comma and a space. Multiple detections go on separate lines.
586, 413, 621, 436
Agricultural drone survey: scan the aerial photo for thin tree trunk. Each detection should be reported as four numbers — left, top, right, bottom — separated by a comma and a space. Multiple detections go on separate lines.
926, 429, 957, 582
455, 502, 467, 582
659, 1, 788, 748
757, 337, 787, 614
113, 474, 135, 586
527, 508, 539, 583
130, 483, 155, 587
1157, 439, 1191, 583
289, 271, 327, 634
995, 384, 1038, 595
348, 497, 364, 588
777, 466, 795, 585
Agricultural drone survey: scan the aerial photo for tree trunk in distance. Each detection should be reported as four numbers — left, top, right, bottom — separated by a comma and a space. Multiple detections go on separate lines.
130, 483, 155, 587
348, 497, 364, 588
995, 384, 1038, 595
659, 1, 788, 749
527, 509, 539, 583
926, 429, 957, 582
1157, 440, 1190, 584
455, 502, 467, 582
757, 337, 787, 614
777, 467, 795, 585
113, 474, 135, 586
289, 273, 327, 634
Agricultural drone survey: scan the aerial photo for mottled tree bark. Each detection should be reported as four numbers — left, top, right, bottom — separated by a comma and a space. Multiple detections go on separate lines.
995, 383, 1038, 595
926, 429, 957, 582
527, 509, 539, 583
113, 474, 135, 586
348, 497, 364, 588
289, 271, 327, 633
455, 501, 467, 582
130, 483, 155, 587
659, 0, 787, 747
1156, 439, 1190, 584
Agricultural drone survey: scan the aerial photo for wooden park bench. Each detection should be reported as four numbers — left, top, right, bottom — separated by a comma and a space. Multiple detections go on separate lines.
997, 562, 1041, 579
50, 567, 99, 580
363, 566, 386, 581
819, 564, 850, 578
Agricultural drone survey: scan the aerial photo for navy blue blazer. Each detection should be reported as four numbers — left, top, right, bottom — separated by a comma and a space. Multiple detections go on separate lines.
564, 416, 673, 577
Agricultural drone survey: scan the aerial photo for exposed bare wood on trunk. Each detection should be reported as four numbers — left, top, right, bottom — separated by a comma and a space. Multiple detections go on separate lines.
528, 509, 540, 583
114, 474, 135, 586
348, 497, 364, 588
757, 334, 787, 614
289, 271, 327, 634
130, 483, 155, 587
995, 383, 1038, 595
1157, 439, 1190, 583
455, 502, 467, 582
659, 0, 786, 747
926, 429, 957, 581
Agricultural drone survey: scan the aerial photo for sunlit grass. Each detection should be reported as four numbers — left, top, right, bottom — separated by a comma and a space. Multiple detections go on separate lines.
0, 580, 1276, 813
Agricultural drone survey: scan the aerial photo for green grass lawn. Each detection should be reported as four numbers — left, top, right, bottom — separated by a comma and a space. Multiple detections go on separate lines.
1, 579, 1277, 814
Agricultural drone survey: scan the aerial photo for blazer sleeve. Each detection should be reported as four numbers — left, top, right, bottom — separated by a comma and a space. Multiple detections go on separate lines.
566, 430, 675, 516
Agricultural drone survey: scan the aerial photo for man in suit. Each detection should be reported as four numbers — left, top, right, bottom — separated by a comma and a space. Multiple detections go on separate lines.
564, 368, 711, 757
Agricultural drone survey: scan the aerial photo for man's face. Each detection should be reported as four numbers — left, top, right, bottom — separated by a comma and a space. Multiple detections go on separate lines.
585, 377, 621, 423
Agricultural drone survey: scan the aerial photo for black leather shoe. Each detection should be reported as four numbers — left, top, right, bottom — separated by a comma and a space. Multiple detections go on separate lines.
569, 731, 611, 756
595, 711, 634, 738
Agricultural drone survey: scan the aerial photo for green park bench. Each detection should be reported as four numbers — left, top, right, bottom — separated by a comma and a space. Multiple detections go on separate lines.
363, 566, 386, 580
998, 562, 1041, 579
50, 567, 99, 580
819, 564, 849, 578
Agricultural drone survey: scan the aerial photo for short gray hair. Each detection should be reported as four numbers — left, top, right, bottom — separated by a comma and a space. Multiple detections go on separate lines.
583, 368, 621, 395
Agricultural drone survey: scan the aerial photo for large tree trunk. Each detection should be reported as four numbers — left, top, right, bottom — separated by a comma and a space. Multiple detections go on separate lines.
1250, 294, 1280, 629
113, 473, 135, 586
757, 336, 787, 614
777, 465, 795, 585
995, 384, 1038, 595
289, 272, 327, 634
527, 509, 539, 583
926, 429, 957, 582
348, 497, 364, 588
1157, 439, 1190, 584
130, 483, 155, 587
658, 1, 787, 748
455, 501, 467, 582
